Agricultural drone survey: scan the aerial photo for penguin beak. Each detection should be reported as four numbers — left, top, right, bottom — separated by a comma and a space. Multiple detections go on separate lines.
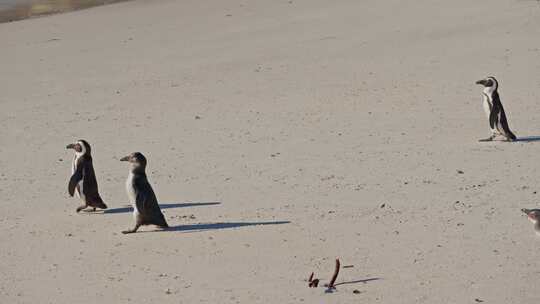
66, 143, 76, 149
120, 156, 130, 162
521, 208, 530, 215
475, 79, 487, 86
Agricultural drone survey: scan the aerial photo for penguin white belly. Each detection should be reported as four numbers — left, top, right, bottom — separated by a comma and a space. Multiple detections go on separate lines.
126, 172, 139, 217
482, 95, 492, 119
71, 155, 84, 200
481, 94, 502, 135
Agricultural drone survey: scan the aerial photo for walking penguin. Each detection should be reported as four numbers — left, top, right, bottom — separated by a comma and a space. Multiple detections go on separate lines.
66, 140, 107, 212
475, 76, 517, 142
120, 152, 169, 234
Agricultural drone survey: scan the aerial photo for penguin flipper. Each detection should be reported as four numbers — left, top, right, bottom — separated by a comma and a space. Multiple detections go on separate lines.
68, 165, 83, 196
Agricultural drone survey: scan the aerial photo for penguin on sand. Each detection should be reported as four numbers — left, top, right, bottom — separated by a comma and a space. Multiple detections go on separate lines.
120, 152, 168, 234
475, 76, 517, 142
66, 140, 107, 212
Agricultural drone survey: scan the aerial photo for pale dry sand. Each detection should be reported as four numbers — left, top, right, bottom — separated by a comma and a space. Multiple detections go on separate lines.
1, 0, 540, 303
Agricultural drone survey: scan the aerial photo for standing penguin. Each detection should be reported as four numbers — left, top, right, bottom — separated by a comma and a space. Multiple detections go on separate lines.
66, 140, 107, 212
475, 76, 517, 142
120, 152, 168, 234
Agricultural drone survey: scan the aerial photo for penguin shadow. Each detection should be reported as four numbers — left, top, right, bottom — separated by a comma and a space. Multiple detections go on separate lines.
103, 202, 221, 214
515, 136, 540, 143
161, 220, 290, 233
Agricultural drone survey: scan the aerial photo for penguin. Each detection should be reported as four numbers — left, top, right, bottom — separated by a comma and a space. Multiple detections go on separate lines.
521, 208, 540, 236
475, 76, 517, 142
66, 140, 107, 212
120, 152, 168, 234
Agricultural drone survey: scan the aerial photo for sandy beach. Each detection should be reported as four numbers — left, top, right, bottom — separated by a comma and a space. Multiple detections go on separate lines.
1, 0, 540, 303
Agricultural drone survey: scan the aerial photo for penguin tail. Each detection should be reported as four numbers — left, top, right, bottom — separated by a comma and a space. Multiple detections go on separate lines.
90, 196, 108, 209
157, 213, 169, 228
159, 219, 169, 228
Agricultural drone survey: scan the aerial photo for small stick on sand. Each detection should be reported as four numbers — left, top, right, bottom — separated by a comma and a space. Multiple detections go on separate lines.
328, 259, 340, 289
308, 272, 319, 288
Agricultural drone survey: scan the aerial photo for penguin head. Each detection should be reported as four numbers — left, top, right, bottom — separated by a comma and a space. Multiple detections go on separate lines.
475, 76, 498, 91
66, 139, 91, 156
522, 208, 540, 224
120, 152, 147, 171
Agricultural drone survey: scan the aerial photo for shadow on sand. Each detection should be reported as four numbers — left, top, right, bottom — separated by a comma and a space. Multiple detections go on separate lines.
324, 277, 381, 293
161, 221, 290, 233
103, 202, 221, 214
334, 277, 381, 287
515, 136, 540, 143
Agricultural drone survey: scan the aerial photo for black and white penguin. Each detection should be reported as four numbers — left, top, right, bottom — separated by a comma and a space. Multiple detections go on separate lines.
66, 140, 107, 212
521, 208, 540, 236
120, 152, 168, 234
475, 76, 517, 142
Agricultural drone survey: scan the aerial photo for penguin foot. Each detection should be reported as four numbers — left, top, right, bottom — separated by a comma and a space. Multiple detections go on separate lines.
478, 136, 495, 142
122, 224, 140, 234
81, 207, 98, 213
76, 205, 87, 213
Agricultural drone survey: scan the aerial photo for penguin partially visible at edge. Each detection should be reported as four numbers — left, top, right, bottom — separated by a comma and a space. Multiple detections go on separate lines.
120, 152, 168, 234
521, 208, 540, 236
66, 140, 107, 212
475, 76, 517, 142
